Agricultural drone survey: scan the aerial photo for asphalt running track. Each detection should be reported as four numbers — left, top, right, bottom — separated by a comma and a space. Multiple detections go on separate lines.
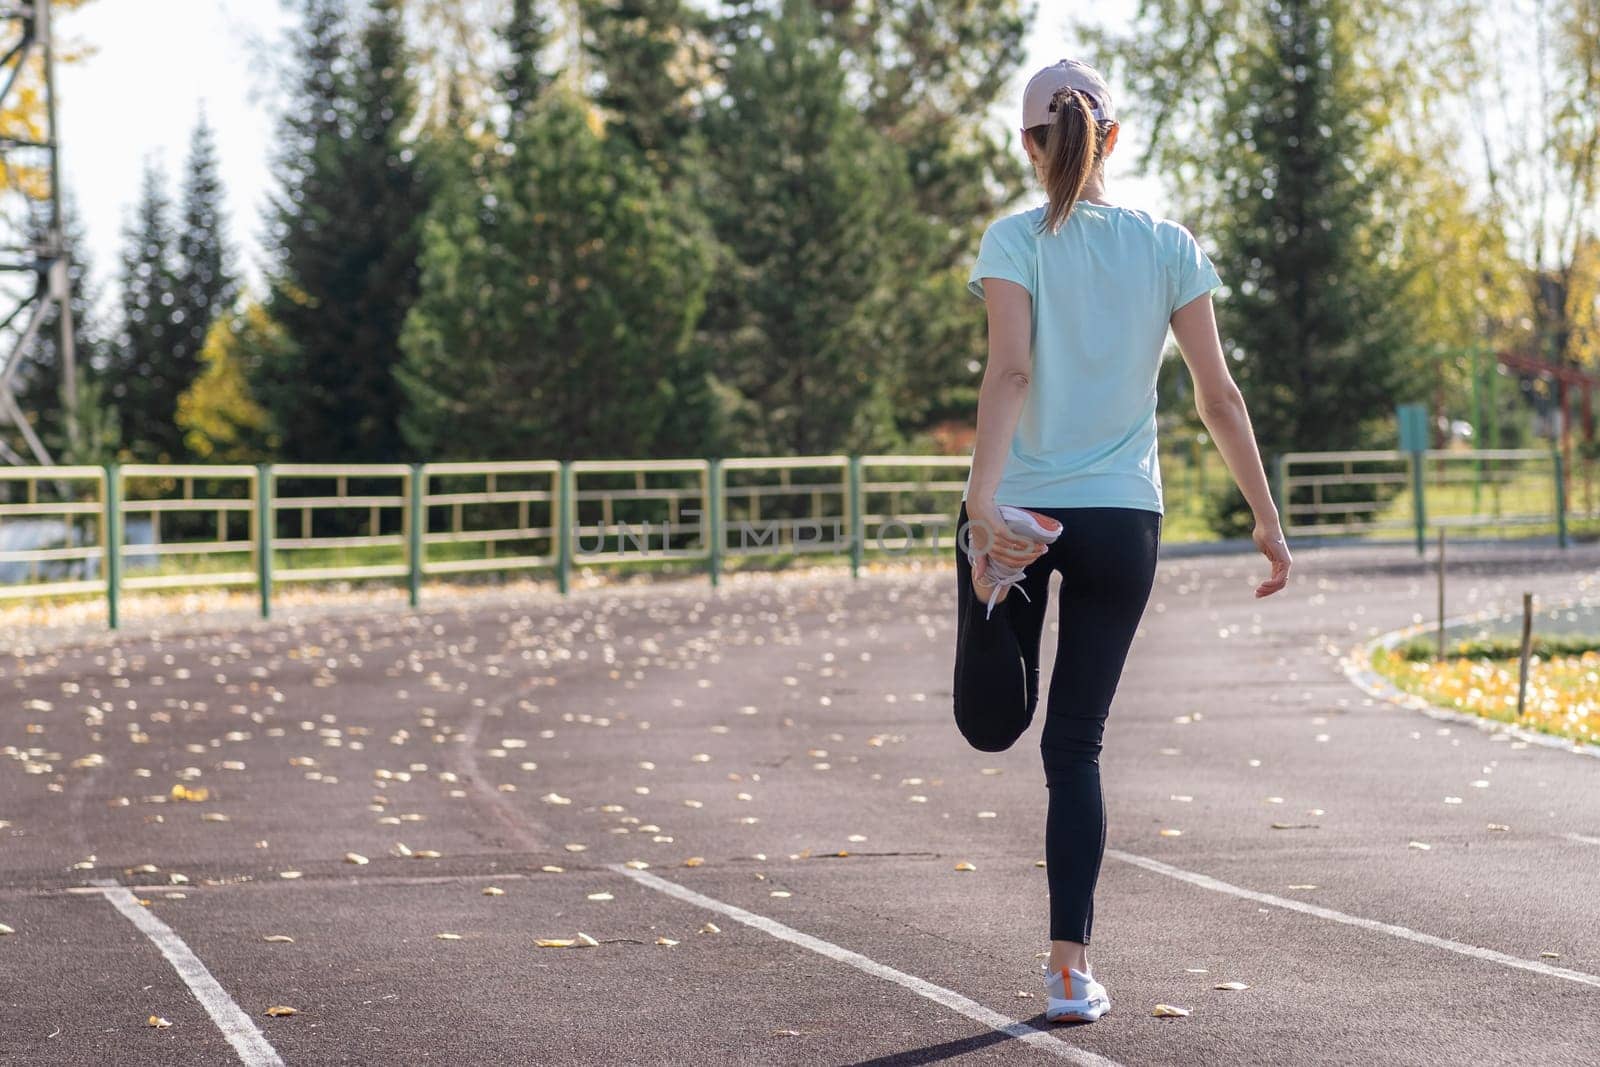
2, 540, 1599, 1066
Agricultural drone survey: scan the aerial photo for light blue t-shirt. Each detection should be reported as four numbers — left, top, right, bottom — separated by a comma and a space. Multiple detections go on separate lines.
962, 200, 1222, 515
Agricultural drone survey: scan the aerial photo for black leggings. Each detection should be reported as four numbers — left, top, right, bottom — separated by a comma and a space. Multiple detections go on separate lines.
952, 500, 1161, 944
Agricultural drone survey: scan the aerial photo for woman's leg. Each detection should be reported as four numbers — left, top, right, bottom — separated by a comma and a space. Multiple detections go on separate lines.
952, 500, 1053, 752
1038, 507, 1161, 969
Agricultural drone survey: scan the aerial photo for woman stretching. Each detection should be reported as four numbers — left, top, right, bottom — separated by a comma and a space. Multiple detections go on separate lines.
953, 59, 1293, 1024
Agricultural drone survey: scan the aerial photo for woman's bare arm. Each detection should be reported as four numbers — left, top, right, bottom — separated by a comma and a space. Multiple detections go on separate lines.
1170, 292, 1292, 597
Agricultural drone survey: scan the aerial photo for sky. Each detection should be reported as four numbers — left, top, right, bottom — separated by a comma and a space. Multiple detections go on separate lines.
49, 0, 1152, 323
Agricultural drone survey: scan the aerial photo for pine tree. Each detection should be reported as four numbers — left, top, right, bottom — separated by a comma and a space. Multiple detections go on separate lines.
1204, 0, 1412, 532
713, 0, 1031, 445
172, 107, 240, 457
1217, 0, 1409, 453
577, 0, 709, 188
699, 0, 915, 456
257, 0, 426, 462
499, 0, 553, 132
108, 159, 185, 462
396, 81, 715, 461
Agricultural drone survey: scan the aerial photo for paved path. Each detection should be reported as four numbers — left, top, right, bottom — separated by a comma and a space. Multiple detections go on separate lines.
2, 541, 1598, 1066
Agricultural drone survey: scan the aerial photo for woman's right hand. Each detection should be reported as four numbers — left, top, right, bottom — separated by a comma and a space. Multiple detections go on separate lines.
1251, 521, 1292, 598
965, 499, 1048, 569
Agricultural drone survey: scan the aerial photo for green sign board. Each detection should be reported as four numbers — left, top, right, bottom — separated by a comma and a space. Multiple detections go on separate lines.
1397, 403, 1429, 452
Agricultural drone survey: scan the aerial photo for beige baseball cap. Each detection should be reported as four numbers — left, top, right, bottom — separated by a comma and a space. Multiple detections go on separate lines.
1021, 59, 1115, 128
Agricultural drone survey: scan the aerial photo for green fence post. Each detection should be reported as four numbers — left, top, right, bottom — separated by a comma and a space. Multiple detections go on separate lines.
1410, 451, 1428, 557
557, 461, 572, 596
1397, 403, 1430, 557
1553, 449, 1568, 549
1270, 453, 1287, 524
103, 462, 121, 631
408, 462, 425, 607
256, 462, 273, 620
707, 459, 723, 588
847, 455, 863, 579
1471, 345, 1484, 516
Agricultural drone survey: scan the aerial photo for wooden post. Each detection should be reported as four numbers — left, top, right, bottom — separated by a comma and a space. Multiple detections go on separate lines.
1515, 592, 1534, 718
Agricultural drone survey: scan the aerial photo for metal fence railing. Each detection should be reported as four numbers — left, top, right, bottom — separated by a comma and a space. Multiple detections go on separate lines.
0, 449, 1584, 631
0, 465, 105, 601
1279, 447, 1578, 547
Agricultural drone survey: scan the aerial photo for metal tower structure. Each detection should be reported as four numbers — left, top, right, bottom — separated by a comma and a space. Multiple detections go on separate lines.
0, 0, 76, 466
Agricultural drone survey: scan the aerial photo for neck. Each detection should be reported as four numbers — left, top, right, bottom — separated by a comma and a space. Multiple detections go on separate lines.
1079, 171, 1109, 204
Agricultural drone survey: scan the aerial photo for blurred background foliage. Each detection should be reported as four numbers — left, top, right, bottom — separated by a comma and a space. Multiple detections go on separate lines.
3, 0, 1598, 538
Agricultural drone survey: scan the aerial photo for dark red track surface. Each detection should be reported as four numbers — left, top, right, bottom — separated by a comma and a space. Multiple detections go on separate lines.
3, 541, 1598, 1065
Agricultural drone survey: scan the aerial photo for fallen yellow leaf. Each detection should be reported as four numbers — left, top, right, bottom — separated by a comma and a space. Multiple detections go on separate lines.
148, 1015, 172, 1029
1152, 1004, 1191, 1018
682, 856, 704, 867
262, 935, 294, 944
954, 861, 977, 871
264, 1006, 297, 1017
436, 933, 463, 941
587, 892, 613, 901
170, 785, 210, 803
343, 852, 369, 865
1214, 981, 1250, 991
482, 886, 505, 897
535, 938, 576, 948
655, 937, 679, 946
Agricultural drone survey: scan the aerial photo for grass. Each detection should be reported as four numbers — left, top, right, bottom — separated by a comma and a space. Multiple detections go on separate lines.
1393, 634, 1600, 661
1370, 640, 1600, 748
1299, 461, 1600, 543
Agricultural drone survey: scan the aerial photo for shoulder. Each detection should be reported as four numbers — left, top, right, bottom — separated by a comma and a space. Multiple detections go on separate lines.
1150, 214, 1205, 249
981, 204, 1046, 244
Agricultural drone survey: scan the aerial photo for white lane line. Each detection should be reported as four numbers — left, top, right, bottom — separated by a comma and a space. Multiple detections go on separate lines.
91, 880, 285, 1067
606, 863, 1122, 1066
1567, 833, 1600, 847
1107, 850, 1600, 990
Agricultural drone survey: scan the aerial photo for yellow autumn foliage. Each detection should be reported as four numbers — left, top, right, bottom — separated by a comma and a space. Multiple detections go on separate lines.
1373, 646, 1600, 745
0, 0, 99, 195
175, 302, 280, 462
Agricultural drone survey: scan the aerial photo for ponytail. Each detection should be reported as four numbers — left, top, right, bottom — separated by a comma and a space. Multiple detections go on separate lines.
1028, 87, 1106, 236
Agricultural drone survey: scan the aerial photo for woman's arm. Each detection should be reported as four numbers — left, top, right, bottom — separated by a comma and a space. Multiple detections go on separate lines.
1170, 292, 1292, 597
966, 278, 1047, 568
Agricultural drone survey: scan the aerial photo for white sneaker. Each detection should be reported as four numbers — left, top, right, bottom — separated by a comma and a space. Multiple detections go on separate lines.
1041, 962, 1111, 1023
965, 505, 1062, 619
